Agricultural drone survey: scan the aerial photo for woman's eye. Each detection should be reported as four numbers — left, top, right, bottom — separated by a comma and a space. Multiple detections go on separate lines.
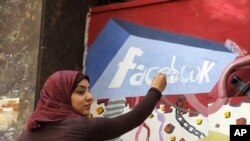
78, 90, 85, 95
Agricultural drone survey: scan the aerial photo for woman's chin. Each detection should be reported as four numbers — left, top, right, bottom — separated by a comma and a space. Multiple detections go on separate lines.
81, 111, 90, 116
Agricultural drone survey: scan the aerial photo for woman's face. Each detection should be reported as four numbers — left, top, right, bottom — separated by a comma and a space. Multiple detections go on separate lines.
71, 79, 93, 116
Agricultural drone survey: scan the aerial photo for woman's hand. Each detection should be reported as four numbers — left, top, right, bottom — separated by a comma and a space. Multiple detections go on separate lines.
151, 72, 167, 92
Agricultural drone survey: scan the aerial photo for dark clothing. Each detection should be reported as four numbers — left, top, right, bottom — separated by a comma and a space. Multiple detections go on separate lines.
18, 88, 161, 141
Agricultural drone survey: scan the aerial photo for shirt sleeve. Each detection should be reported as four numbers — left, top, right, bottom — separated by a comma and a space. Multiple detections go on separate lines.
87, 87, 162, 141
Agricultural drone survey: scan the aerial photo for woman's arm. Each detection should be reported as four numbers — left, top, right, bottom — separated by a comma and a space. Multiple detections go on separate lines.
87, 87, 161, 140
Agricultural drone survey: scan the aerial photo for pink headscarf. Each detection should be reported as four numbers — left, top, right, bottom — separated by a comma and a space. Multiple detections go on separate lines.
27, 70, 85, 130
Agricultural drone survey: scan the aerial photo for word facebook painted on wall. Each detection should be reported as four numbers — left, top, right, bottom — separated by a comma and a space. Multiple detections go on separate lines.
86, 19, 237, 99
109, 46, 215, 88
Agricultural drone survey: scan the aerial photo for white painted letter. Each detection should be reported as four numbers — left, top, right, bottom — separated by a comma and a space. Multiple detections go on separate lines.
198, 61, 215, 84
109, 47, 143, 88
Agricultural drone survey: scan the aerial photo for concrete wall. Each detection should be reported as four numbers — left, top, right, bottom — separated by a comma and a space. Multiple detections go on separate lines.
0, 0, 42, 140
0, 0, 89, 140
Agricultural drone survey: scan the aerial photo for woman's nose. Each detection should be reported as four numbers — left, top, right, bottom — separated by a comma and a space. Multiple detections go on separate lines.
86, 91, 93, 101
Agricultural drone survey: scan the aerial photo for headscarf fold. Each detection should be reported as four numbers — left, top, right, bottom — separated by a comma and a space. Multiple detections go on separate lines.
27, 70, 86, 130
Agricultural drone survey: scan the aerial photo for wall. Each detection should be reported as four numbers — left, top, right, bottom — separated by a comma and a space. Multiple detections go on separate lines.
0, 0, 89, 140
0, 0, 42, 140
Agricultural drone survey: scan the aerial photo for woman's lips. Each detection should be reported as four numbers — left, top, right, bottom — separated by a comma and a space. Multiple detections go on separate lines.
84, 105, 91, 109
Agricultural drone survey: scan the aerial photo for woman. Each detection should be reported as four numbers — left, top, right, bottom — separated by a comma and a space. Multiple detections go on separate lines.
18, 70, 167, 141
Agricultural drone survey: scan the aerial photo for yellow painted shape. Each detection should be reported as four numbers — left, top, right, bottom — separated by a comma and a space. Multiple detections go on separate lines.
197, 130, 229, 141
196, 119, 202, 125
224, 111, 231, 118
95, 106, 104, 115
170, 135, 176, 141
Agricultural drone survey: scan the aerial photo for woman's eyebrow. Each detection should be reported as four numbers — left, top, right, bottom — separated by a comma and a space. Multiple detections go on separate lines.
77, 85, 87, 88
76, 85, 90, 89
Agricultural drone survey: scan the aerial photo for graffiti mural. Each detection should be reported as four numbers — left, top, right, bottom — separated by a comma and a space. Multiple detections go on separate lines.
85, 1, 250, 140
86, 20, 250, 141
86, 19, 237, 99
